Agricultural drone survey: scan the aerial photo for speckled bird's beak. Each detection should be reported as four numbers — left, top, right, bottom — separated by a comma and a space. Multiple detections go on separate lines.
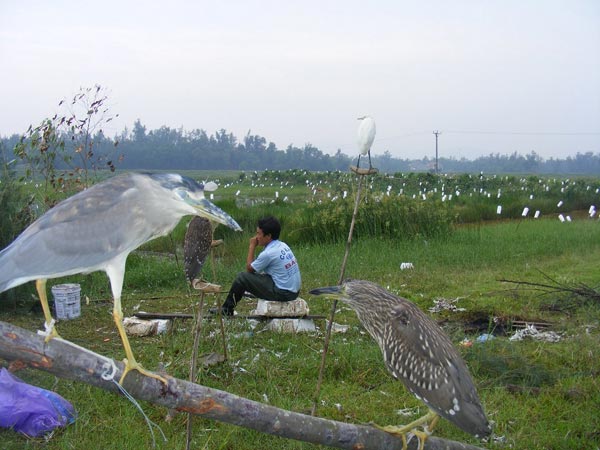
309, 286, 342, 298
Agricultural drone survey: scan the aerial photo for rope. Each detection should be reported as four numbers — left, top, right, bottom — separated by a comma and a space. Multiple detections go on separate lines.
110, 378, 167, 448
99, 356, 166, 448
37, 319, 56, 338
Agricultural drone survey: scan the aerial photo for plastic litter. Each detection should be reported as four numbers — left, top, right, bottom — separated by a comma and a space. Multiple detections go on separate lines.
326, 321, 349, 333
476, 333, 495, 343
428, 297, 466, 313
0, 368, 76, 437
509, 324, 563, 342
459, 338, 473, 348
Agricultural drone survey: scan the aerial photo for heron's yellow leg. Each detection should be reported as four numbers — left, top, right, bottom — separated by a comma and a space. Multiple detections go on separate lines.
377, 410, 439, 450
36, 279, 60, 341
112, 295, 168, 386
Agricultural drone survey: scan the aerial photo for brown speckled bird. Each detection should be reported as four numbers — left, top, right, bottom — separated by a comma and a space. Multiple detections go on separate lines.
183, 216, 214, 283
310, 279, 491, 449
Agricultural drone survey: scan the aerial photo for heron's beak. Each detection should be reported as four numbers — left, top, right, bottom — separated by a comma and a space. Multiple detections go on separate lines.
309, 285, 342, 298
192, 198, 242, 232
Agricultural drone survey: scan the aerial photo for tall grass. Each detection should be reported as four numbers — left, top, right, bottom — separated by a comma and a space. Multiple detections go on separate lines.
2, 217, 600, 449
1, 170, 600, 449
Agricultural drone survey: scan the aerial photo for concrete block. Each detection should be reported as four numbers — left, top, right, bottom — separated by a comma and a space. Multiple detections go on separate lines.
124, 317, 171, 336
251, 298, 309, 317
265, 318, 316, 333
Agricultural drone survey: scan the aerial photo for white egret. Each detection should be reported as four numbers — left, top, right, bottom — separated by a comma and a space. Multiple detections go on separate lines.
357, 115, 376, 169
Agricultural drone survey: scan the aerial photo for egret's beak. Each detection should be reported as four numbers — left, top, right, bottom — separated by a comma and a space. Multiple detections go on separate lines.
309, 285, 342, 298
191, 198, 242, 232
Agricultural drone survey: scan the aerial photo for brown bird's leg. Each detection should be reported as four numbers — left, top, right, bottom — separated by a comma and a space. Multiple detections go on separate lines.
426, 412, 440, 433
36, 279, 60, 341
377, 410, 439, 450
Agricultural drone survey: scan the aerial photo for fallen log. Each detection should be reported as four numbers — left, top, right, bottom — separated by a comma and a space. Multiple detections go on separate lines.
0, 320, 485, 450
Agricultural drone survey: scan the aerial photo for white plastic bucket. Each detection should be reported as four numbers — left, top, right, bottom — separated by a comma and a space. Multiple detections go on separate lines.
51, 283, 81, 320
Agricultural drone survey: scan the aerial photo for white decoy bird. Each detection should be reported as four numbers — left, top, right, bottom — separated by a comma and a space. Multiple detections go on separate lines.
357, 116, 376, 169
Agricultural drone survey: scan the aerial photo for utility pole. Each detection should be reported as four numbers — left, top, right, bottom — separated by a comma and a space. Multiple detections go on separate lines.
433, 130, 441, 174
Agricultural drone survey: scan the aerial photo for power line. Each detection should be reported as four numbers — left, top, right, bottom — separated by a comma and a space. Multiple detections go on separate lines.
443, 130, 600, 136
319, 129, 599, 156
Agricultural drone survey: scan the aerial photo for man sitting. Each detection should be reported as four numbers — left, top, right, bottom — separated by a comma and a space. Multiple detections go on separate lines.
218, 216, 301, 316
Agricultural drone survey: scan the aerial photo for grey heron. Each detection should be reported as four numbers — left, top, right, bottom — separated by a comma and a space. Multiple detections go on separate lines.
0, 172, 242, 384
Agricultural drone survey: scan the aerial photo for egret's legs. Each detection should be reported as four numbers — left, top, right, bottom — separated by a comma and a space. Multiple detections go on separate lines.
356, 152, 373, 171
377, 410, 439, 450
36, 279, 60, 341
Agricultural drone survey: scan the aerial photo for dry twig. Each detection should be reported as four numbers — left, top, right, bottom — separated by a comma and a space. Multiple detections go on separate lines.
499, 270, 600, 304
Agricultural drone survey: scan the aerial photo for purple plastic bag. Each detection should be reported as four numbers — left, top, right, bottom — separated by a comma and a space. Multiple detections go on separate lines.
0, 368, 76, 437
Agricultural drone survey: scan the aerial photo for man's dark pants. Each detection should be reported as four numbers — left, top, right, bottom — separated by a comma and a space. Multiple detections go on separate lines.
221, 272, 298, 315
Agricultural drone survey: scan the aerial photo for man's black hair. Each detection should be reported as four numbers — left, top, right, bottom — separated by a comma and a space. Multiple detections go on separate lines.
258, 216, 281, 240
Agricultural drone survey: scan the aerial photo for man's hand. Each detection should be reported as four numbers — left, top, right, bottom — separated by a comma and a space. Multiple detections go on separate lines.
246, 237, 259, 272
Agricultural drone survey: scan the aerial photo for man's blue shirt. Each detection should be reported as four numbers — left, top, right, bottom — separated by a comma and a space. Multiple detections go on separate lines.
251, 240, 301, 292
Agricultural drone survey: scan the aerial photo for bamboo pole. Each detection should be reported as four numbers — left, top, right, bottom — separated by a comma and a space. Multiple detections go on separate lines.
311, 173, 365, 416
186, 292, 205, 450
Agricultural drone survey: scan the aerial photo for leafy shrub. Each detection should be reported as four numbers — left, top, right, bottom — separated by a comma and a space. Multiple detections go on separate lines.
0, 154, 35, 302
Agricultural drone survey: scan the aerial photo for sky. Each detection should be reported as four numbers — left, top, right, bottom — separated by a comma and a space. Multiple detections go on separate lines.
1, 0, 599, 161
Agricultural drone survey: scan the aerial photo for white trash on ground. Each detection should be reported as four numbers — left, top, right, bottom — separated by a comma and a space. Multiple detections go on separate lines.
509, 324, 562, 342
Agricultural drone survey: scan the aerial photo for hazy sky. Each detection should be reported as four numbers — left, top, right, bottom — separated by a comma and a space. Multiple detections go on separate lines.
1, 0, 599, 160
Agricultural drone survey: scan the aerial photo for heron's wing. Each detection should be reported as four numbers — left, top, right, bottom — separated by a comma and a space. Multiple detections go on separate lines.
1, 174, 153, 282
183, 217, 213, 281
381, 302, 453, 385
383, 302, 489, 436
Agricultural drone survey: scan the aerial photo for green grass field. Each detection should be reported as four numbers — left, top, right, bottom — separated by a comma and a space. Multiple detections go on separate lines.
1, 171, 599, 449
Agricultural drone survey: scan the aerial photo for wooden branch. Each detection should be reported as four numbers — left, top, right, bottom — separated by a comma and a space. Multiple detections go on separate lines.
499, 275, 600, 301
0, 321, 485, 450
313, 168, 366, 416
134, 311, 326, 321
349, 165, 379, 175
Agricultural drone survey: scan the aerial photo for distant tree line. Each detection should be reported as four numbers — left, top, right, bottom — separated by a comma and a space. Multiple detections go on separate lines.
2, 119, 599, 175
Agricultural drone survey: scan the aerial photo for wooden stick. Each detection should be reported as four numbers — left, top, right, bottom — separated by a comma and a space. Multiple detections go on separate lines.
218, 306, 228, 361
186, 292, 205, 450
312, 173, 365, 416
134, 311, 325, 321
